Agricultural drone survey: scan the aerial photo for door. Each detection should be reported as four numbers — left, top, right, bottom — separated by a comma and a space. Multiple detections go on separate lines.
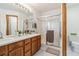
32, 37, 38, 55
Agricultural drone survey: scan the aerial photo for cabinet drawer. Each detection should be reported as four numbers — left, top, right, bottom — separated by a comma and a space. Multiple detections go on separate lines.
9, 50, 16, 56
25, 50, 31, 56
25, 43, 31, 53
8, 41, 23, 51
9, 47, 23, 56
15, 47, 23, 56
32, 41, 38, 55
25, 39, 31, 44
32, 37, 37, 42
0, 46, 8, 56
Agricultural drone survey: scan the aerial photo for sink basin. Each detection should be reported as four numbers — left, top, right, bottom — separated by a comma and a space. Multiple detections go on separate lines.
0, 34, 31, 42
0, 38, 12, 43
0, 35, 16, 41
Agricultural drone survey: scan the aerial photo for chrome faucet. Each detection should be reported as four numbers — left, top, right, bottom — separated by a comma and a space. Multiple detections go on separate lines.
0, 32, 3, 39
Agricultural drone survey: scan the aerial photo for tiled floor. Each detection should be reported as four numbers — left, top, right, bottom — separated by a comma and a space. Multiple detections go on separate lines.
34, 44, 56, 56
34, 49, 55, 56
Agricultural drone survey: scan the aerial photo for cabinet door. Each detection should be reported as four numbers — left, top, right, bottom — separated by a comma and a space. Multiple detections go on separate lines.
9, 47, 23, 56
0, 46, 8, 56
32, 38, 38, 55
25, 43, 31, 53
38, 37, 41, 50
24, 38, 32, 56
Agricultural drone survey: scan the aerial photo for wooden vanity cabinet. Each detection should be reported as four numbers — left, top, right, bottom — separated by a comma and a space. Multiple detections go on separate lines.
8, 41, 24, 56
0, 35, 41, 56
0, 46, 8, 56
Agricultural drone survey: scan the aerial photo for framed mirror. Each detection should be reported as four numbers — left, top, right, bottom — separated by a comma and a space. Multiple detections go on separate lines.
6, 15, 18, 35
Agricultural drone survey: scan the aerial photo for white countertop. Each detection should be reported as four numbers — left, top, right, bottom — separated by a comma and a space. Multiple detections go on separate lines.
0, 33, 40, 47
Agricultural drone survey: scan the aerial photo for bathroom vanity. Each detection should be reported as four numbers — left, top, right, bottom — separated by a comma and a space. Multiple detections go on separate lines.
0, 34, 41, 56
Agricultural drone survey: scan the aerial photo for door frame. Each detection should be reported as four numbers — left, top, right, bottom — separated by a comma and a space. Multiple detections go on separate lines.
62, 3, 67, 56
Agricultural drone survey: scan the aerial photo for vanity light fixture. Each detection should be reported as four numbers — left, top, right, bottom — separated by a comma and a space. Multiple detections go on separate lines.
15, 3, 29, 12
14, 3, 34, 20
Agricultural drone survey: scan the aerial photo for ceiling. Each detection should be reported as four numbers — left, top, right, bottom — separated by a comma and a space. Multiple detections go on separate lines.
0, 3, 78, 14
0, 3, 27, 14
25, 3, 61, 13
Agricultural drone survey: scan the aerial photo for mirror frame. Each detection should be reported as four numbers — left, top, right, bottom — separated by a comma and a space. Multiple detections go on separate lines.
6, 15, 18, 35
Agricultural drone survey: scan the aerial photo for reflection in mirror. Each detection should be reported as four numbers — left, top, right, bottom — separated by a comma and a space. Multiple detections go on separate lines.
6, 15, 18, 35
32, 23, 37, 29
